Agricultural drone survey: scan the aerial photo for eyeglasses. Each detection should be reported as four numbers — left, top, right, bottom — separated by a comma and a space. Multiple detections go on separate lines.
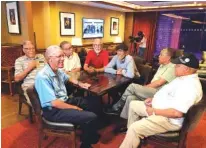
23, 48, 35, 51
63, 47, 73, 50
93, 44, 102, 47
50, 55, 64, 59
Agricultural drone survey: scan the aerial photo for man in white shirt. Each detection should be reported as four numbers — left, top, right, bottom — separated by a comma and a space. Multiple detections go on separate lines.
120, 53, 202, 148
60, 41, 81, 72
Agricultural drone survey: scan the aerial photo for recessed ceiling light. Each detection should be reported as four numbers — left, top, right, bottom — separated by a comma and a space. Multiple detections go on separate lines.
198, 7, 204, 10
194, 2, 197, 5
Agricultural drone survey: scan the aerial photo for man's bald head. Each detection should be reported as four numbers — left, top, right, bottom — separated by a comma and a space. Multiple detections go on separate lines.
45, 45, 62, 61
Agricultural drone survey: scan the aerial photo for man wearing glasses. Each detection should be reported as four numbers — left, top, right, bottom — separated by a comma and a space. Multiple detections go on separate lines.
60, 41, 81, 72
14, 40, 46, 105
35, 45, 100, 148
84, 38, 109, 73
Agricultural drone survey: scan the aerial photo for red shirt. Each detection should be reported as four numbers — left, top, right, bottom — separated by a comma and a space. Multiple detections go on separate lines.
85, 50, 109, 68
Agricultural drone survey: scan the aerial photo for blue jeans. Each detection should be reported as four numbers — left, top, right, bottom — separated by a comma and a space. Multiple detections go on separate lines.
138, 47, 146, 57
42, 96, 101, 144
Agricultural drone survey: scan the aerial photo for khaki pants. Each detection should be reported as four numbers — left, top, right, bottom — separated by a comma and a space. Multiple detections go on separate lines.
119, 101, 181, 148
120, 83, 157, 119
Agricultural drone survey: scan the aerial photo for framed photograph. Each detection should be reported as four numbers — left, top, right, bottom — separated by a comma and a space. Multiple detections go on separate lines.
110, 17, 119, 35
6, 2, 21, 34
60, 12, 75, 36
82, 18, 104, 39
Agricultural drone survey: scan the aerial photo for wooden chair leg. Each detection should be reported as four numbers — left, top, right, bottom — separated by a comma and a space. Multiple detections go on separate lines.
9, 82, 13, 96
18, 99, 22, 115
71, 131, 76, 148
38, 132, 43, 148
28, 106, 34, 123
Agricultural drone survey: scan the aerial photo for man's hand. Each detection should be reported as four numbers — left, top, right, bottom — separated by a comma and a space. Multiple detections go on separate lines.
27, 60, 37, 71
116, 69, 123, 75
79, 82, 91, 89
87, 66, 95, 73
72, 105, 83, 111
144, 98, 152, 107
146, 106, 154, 116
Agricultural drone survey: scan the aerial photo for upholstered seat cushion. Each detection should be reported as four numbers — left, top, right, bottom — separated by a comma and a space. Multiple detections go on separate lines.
42, 117, 75, 131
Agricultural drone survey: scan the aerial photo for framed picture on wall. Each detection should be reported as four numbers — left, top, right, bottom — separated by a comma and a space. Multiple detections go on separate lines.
6, 2, 21, 34
110, 17, 119, 35
60, 12, 75, 36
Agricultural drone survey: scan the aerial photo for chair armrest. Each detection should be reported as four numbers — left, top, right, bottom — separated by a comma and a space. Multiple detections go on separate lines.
1, 66, 14, 71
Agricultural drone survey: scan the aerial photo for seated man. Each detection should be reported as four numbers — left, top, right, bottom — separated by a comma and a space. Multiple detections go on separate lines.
120, 53, 202, 148
105, 43, 140, 79
35, 45, 100, 148
84, 38, 109, 73
15, 40, 46, 105
60, 41, 81, 72
105, 48, 176, 116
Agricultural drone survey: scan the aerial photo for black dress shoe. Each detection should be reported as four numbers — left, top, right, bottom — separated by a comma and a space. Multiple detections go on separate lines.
119, 127, 127, 133
103, 107, 121, 116
113, 126, 127, 134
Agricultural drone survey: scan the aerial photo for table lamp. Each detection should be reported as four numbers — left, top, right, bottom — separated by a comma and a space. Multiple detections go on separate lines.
71, 37, 82, 52
114, 36, 122, 44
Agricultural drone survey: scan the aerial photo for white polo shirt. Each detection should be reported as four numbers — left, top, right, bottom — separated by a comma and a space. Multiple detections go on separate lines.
63, 52, 81, 71
152, 74, 203, 126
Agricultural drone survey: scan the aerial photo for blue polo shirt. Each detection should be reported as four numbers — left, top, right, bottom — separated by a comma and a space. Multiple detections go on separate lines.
35, 64, 70, 108
104, 55, 140, 78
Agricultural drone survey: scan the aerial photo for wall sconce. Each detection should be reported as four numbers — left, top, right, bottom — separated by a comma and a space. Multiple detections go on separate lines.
114, 36, 122, 44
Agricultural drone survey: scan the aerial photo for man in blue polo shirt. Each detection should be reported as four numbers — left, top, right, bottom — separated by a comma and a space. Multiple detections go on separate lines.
35, 45, 100, 148
105, 43, 140, 78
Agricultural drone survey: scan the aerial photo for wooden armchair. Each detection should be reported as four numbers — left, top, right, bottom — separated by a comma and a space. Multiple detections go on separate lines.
138, 79, 206, 148
1, 44, 23, 95
133, 56, 152, 85
26, 85, 76, 148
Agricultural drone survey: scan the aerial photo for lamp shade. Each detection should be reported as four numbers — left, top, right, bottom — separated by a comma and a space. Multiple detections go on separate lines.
71, 37, 82, 46
114, 36, 122, 43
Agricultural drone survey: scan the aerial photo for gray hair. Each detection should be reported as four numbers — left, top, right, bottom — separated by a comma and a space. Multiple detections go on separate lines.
45, 45, 61, 60
22, 40, 33, 46
60, 41, 71, 49
161, 48, 174, 57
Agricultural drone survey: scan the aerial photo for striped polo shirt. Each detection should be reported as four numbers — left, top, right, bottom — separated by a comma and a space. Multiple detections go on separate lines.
14, 54, 46, 90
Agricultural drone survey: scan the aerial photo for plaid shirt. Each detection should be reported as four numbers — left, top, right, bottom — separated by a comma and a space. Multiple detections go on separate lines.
15, 54, 46, 90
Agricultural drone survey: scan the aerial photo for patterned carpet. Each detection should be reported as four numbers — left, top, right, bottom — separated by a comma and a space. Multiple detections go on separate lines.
2, 112, 206, 148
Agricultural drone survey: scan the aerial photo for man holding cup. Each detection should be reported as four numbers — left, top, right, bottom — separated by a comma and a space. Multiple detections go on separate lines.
14, 40, 46, 105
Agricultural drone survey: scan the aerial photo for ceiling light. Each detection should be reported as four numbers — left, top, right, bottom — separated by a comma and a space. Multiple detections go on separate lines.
199, 7, 204, 10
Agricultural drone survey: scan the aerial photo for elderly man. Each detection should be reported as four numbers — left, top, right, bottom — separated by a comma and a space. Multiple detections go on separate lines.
35, 45, 100, 148
15, 40, 45, 105
105, 43, 140, 79
60, 41, 81, 72
120, 53, 202, 148
84, 38, 109, 73
105, 48, 176, 116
